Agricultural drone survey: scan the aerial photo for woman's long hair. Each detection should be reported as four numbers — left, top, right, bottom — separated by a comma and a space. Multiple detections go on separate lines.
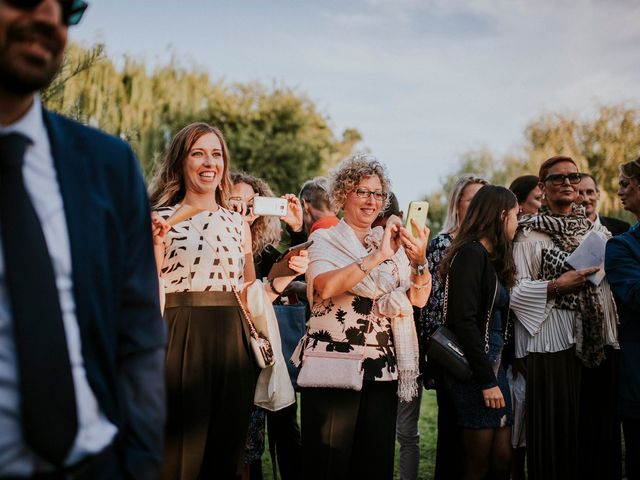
440, 185, 518, 288
441, 174, 488, 234
230, 171, 282, 256
148, 123, 232, 209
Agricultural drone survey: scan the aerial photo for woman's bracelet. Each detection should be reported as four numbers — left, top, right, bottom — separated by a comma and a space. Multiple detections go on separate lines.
411, 275, 432, 290
551, 278, 560, 297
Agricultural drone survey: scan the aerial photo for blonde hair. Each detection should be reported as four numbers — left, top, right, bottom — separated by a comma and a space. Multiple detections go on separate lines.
148, 123, 232, 209
441, 174, 488, 234
329, 154, 391, 212
620, 157, 640, 184
230, 171, 282, 256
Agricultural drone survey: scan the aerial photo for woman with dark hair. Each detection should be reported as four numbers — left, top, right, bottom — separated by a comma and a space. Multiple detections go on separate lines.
148, 123, 308, 480
422, 174, 487, 480
509, 175, 542, 216
605, 157, 640, 480
438, 185, 519, 480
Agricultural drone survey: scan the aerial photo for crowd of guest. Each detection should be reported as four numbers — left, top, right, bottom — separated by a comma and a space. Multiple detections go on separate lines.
1, 2, 639, 480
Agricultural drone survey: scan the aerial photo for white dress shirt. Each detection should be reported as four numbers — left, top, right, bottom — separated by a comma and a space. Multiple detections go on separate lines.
0, 97, 117, 476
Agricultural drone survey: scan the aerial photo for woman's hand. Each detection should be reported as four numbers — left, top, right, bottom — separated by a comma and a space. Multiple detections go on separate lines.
281, 194, 304, 232
228, 197, 247, 216
379, 222, 402, 260
151, 212, 171, 246
482, 386, 505, 409
287, 249, 309, 275
554, 267, 600, 294
400, 219, 430, 266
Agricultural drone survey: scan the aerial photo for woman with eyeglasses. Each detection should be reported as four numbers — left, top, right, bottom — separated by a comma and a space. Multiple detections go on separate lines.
605, 157, 640, 480
510, 156, 620, 480
293, 154, 430, 479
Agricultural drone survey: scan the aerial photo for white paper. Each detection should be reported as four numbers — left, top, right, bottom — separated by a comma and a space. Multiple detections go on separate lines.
565, 230, 608, 285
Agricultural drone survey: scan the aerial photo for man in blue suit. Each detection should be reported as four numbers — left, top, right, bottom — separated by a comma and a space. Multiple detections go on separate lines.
605, 158, 640, 480
0, 1, 166, 479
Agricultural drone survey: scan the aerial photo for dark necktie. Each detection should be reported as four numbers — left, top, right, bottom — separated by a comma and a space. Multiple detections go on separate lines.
0, 133, 77, 465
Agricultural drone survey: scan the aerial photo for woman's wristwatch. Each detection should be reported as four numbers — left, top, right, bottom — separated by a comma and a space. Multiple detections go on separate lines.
411, 261, 428, 276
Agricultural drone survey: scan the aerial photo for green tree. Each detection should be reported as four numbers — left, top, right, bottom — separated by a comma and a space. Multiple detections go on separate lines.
425, 104, 640, 228
44, 43, 361, 193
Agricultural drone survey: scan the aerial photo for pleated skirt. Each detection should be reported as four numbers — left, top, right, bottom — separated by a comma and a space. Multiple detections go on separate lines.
161, 291, 257, 480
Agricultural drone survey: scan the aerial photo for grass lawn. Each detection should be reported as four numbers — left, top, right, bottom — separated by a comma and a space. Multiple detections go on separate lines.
261, 390, 439, 480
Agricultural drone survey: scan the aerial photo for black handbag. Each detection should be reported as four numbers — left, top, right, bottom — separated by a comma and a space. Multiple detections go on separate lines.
426, 256, 497, 382
427, 324, 472, 381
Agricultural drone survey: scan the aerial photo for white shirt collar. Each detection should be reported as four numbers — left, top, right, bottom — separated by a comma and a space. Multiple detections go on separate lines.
0, 96, 48, 145
594, 214, 601, 225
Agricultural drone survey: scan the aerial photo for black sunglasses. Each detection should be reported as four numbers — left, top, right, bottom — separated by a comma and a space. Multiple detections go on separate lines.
5, 0, 88, 26
544, 172, 582, 186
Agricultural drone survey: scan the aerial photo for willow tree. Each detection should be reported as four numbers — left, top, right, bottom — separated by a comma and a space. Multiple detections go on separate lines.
44, 43, 361, 193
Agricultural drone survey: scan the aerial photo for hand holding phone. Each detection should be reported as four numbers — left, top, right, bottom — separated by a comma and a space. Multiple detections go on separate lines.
405, 201, 429, 237
253, 196, 288, 217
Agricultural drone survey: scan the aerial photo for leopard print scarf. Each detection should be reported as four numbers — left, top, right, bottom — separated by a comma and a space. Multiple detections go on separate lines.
519, 205, 606, 367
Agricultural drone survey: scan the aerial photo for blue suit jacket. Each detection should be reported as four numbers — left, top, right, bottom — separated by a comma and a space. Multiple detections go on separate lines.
605, 222, 640, 418
43, 110, 167, 478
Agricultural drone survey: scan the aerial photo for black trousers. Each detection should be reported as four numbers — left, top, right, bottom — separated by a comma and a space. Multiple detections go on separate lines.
267, 401, 302, 480
578, 347, 622, 480
434, 383, 464, 480
623, 417, 640, 480
300, 381, 398, 480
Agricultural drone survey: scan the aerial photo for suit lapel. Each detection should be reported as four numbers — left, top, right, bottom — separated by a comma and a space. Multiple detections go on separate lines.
42, 110, 91, 334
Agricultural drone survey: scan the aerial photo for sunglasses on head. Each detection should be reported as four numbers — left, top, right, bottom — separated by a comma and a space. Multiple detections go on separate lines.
544, 172, 582, 186
5, 0, 88, 26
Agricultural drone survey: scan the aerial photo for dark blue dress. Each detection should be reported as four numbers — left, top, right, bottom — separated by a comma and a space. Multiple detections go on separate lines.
444, 282, 514, 429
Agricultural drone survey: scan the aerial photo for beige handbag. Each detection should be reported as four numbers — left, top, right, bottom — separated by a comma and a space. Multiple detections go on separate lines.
296, 347, 365, 391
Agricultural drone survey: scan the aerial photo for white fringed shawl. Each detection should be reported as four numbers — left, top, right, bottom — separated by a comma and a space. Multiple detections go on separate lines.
306, 220, 420, 401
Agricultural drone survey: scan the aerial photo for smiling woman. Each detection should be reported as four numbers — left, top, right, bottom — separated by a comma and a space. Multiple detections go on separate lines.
294, 154, 432, 480
146, 123, 308, 480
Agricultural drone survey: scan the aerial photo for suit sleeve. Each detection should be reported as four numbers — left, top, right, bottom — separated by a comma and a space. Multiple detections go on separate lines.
117, 145, 167, 479
447, 246, 496, 387
605, 235, 640, 313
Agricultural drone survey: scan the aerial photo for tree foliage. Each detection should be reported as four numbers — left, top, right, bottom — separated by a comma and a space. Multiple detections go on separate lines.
43, 43, 361, 194
425, 105, 640, 230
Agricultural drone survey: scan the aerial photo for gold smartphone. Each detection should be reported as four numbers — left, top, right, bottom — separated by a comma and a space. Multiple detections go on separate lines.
405, 201, 429, 237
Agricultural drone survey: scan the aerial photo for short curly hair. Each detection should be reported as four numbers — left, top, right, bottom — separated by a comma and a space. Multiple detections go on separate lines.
329, 154, 392, 212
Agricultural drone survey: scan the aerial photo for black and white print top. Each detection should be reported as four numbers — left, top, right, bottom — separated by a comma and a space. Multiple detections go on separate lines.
158, 205, 245, 293
300, 264, 400, 382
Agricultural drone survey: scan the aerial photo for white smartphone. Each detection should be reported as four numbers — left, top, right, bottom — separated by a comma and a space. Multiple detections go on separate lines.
405, 201, 429, 237
253, 196, 289, 217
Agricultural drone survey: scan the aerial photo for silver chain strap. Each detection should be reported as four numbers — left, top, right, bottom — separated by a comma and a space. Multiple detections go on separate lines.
443, 254, 499, 354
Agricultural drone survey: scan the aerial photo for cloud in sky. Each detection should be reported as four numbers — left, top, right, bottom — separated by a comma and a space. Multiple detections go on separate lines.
72, 0, 640, 208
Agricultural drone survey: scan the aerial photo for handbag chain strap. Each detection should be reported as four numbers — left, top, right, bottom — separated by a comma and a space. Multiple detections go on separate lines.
187, 218, 260, 340
443, 253, 499, 354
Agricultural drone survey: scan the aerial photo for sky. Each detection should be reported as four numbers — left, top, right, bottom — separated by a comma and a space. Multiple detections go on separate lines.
71, 0, 640, 210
